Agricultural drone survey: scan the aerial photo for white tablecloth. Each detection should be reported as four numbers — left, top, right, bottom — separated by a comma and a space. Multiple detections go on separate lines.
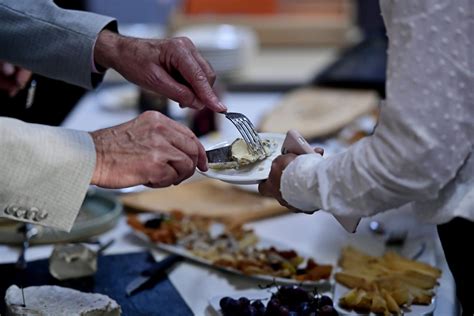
0, 87, 458, 316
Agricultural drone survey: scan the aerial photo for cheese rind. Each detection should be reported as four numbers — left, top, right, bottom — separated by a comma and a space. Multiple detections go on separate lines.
5, 285, 121, 316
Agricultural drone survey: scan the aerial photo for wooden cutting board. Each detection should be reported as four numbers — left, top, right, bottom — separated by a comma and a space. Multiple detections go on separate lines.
121, 179, 288, 225
259, 88, 379, 139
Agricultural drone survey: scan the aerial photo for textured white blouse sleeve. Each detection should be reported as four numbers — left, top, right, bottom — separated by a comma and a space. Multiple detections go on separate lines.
280, 0, 473, 223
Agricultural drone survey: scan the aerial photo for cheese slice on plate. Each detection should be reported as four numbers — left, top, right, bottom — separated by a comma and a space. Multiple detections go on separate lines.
5, 285, 121, 316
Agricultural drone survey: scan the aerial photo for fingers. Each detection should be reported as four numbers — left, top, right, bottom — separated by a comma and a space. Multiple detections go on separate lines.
191, 49, 216, 87
0, 63, 32, 97
259, 179, 298, 211
15, 68, 32, 88
146, 163, 180, 188
258, 180, 273, 197
170, 38, 226, 112
258, 153, 297, 196
166, 149, 197, 185
195, 141, 208, 171
166, 126, 208, 172
149, 67, 213, 111
0, 62, 19, 95
155, 113, 208, 171
1, 62, 15, 76
0, 75, 18, 94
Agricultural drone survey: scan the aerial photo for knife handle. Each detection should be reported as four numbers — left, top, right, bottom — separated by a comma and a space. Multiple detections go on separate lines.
281, 129, 360, 233
144, 254, 183, 277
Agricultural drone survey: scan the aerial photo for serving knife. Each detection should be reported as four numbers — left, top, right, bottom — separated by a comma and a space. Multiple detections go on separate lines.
125, 254, 183, 297
206, 145, 233, 164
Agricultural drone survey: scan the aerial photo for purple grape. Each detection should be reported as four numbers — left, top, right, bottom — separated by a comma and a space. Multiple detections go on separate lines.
251, 299, 266, 315
319, 305, 338, 316
265, 298, 281, 316
220, 297, 237, 310
298, 302, 313, 316
275, 285, 312, 307
239, 297, 251, 307
245, 306, 259, 316
278, 305, 290, 316
319, 295, 334, 307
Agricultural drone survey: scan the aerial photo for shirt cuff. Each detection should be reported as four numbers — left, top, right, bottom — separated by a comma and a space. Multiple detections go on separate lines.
280, 154, 325, 212
91, 21, 118, 74
91, 38, 103, 74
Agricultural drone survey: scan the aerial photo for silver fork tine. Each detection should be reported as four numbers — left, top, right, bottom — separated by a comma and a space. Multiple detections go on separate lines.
225, 112, 265, 155
239, 117, 266, 156
226, 116, 258, 154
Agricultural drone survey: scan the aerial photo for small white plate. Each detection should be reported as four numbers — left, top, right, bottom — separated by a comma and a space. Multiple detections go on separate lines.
198, 132, 285, 185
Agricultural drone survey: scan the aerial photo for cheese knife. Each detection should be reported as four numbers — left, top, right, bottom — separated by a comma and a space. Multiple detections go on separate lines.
125, 254, 183, 297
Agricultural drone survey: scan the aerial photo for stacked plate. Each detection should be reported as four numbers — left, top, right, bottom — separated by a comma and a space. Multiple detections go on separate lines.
173, 24, 258, 77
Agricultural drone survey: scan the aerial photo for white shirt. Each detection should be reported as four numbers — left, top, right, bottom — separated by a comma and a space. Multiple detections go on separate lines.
280, 0, 473, 225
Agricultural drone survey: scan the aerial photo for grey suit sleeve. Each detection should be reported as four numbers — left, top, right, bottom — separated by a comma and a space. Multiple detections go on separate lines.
0, 0, 116, 89
0, 117, 96, 231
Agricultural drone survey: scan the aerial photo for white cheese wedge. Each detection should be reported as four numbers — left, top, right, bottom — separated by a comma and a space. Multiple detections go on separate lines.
210, 138, 275, 170
5, 285, 121, 316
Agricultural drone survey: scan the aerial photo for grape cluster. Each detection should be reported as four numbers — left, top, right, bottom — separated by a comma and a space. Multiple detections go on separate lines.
219, 285, 338, 316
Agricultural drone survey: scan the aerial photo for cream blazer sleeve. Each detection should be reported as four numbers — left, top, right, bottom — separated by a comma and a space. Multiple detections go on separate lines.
0, 0, 115, 231
0, 118, 96, 231
0, 0, 116, 89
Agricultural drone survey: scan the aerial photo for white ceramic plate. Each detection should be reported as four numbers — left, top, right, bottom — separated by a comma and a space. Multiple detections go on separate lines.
198, 132, 285, 185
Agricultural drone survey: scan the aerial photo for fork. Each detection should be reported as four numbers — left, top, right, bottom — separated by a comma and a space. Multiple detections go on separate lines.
224, 112, 266, 157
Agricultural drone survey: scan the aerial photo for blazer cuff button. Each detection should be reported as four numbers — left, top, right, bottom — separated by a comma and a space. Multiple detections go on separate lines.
14, 208, 27, 218
4, 205, 19, 216
34, 210, 48, 221
26, 207, 39, 220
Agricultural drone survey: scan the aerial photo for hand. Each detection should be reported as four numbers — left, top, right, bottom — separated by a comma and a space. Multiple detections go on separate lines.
0, 61, 32, 97
89, 111, 208, 189
258, 148, 324, 211
94, 30, 226, 112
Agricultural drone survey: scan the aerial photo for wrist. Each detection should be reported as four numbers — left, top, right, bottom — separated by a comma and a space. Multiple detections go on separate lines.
94, 29, 122, 70
89, 130, 106, 186
281, 154, 324, 212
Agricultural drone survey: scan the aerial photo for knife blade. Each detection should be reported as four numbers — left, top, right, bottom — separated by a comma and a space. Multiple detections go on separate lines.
126, 254, 183, 297
281, 129, 361, 233
206, 145, 233, 163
